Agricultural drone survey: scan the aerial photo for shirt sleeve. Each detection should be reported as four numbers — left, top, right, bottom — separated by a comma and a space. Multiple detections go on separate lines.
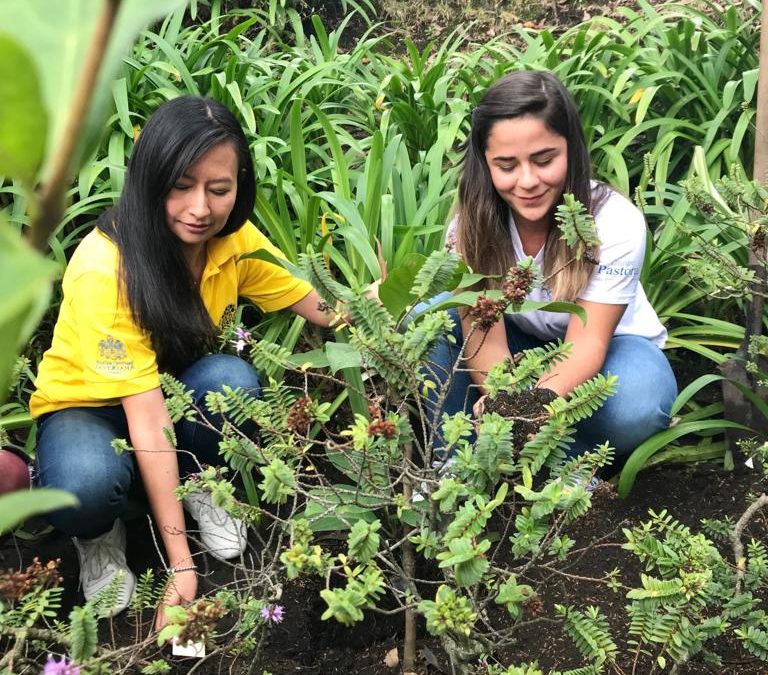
579, 193, 647, 305
235, 224, 313, 312
72, 270, 161, 399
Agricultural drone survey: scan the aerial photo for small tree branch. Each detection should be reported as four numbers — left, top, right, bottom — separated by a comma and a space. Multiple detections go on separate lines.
730, 492, 768, 594
401, 440, 417, 672
30, 0, 122, 251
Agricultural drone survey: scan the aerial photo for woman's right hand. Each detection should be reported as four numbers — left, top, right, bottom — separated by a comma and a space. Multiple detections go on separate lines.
155, 569, 198, 632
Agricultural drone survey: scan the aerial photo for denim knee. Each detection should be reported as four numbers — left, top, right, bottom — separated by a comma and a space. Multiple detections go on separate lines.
36, 408, 136, 538
175, 354, 262, 472
180, 353, 261, 402
576, 336, 677, 457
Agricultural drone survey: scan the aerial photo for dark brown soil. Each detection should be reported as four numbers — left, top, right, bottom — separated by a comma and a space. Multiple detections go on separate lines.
484, 388, 559, 449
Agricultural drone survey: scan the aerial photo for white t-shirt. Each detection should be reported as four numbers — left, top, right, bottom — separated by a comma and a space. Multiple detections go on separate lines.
452, 187, 667, 346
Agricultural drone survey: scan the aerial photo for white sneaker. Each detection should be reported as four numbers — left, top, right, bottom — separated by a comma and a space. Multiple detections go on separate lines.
72, 519, 136, 617
553, 474, 601, 494
183, 491, 247, 561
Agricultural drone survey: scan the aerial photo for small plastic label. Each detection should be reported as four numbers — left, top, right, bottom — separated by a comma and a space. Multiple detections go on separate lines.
172, 638, 206, 657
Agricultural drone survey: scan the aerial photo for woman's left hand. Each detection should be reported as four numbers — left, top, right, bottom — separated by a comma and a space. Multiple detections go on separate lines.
154, 569, 198, 632
472, 394, 487, 420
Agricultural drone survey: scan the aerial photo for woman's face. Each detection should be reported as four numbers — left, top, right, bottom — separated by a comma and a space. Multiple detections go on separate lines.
484, 115, 568, 231
165, 141, 239, 255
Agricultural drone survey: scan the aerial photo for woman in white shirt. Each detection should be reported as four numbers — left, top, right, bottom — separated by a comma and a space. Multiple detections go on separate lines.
428, 70, 676, 461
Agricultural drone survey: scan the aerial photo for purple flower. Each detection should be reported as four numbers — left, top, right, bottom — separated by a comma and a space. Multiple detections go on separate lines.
43, 655, 80, 675
233, 326, 252, 354
260, 603, 284, 624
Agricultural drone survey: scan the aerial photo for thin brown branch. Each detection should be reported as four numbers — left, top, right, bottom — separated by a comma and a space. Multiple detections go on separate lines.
730, 492, 768, 594
30, 0, 122, 251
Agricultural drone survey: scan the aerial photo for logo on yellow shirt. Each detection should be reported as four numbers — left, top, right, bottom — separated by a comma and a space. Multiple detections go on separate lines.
96, 336, 133, 374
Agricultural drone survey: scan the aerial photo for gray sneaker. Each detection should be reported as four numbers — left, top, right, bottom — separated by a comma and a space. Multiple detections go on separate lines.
72, 519, 136, 617
183, 491, 247, 561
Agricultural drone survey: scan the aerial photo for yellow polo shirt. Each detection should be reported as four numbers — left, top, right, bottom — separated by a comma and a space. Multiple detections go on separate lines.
30, 221, 312, 417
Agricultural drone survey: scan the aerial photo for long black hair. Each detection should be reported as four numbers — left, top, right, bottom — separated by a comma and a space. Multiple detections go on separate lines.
97, 96, 256, 374
457, 70, 605, 299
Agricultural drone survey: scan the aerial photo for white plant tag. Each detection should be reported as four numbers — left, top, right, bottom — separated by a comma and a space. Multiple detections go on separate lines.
172, 637, 206, 657
745, 456, 755, 469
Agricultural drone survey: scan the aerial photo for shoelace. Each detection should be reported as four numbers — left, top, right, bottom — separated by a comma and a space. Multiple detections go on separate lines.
81, 537, 122, 581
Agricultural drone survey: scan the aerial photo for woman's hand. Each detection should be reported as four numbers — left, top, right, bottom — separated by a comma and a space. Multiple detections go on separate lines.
472, 394, 487, 420
154, 569, 198, 632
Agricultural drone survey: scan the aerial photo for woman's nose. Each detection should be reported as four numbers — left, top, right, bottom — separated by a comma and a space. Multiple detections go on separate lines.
517, 163, 540, 189
188, 187, 210, 218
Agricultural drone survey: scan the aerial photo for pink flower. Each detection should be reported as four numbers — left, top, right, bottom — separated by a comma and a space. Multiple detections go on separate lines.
43, 655, 80, 675
233, 326, 252, 354
260, 603, 284, 624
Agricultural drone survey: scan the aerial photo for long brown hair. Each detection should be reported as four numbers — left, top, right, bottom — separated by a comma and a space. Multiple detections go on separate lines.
456, 70, 606, 300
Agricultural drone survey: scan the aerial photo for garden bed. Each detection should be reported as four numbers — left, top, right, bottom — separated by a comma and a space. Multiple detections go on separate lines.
2, 458, 765, 674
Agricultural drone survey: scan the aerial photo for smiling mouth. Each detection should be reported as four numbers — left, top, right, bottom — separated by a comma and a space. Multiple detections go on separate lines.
516, 194, 547, 204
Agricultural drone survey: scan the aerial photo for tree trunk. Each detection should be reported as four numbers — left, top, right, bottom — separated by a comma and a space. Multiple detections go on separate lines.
720, 1, 768, 453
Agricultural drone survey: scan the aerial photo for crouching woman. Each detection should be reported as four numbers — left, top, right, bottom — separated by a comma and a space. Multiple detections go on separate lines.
427, 70, 677, 464
30, 96, 333, 627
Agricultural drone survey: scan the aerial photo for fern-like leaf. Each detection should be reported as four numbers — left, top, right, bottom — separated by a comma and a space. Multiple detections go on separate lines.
130, 569, 163, 614
627, 574, 686, 608
557, 604, 617, 666
736, 626, 768, 661
297, 250, 351, 306
400, 309, 455, 368
554, 193, 601, 260
89, 568, 130, 619
248, 339, 295, 377
546, 374, 617, 425
518, 418, 573, 475
69, 605, 98, 661
506, 341, 572, 392
159, 372, 197, 423
411, 249, 462, 299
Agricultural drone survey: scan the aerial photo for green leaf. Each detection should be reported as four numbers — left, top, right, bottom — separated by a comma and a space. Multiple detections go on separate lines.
0, 0, 187, 180
516, 299, 588, 325
0, 34, 47, 182
347, 518, 381, 563
0, 411, 33, 431
0, 224, 57, 400
239, 248, 305, 279
325, 342, 363, 374
379, 252, 426, 318
156, 623, 183, 647
285, 348, 330, 370
618, 419, 750, 497
259, 457, 296, 504
301, 485, 385, 532
0, 488, 79, 534
69, 605, 98, 661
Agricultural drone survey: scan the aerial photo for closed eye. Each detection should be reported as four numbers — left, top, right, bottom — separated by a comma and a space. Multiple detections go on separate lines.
533, 153, 556, 166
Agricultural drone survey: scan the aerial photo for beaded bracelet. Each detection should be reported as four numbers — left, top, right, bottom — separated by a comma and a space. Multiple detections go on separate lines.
167, 565, 198, 574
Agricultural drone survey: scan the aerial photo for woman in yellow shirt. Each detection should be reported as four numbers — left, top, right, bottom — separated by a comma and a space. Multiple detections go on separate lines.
31, 96, 334, 628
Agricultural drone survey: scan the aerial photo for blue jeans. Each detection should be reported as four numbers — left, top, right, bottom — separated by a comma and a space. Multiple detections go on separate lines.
423, 307, 677, 461
35, 354, 261, 539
